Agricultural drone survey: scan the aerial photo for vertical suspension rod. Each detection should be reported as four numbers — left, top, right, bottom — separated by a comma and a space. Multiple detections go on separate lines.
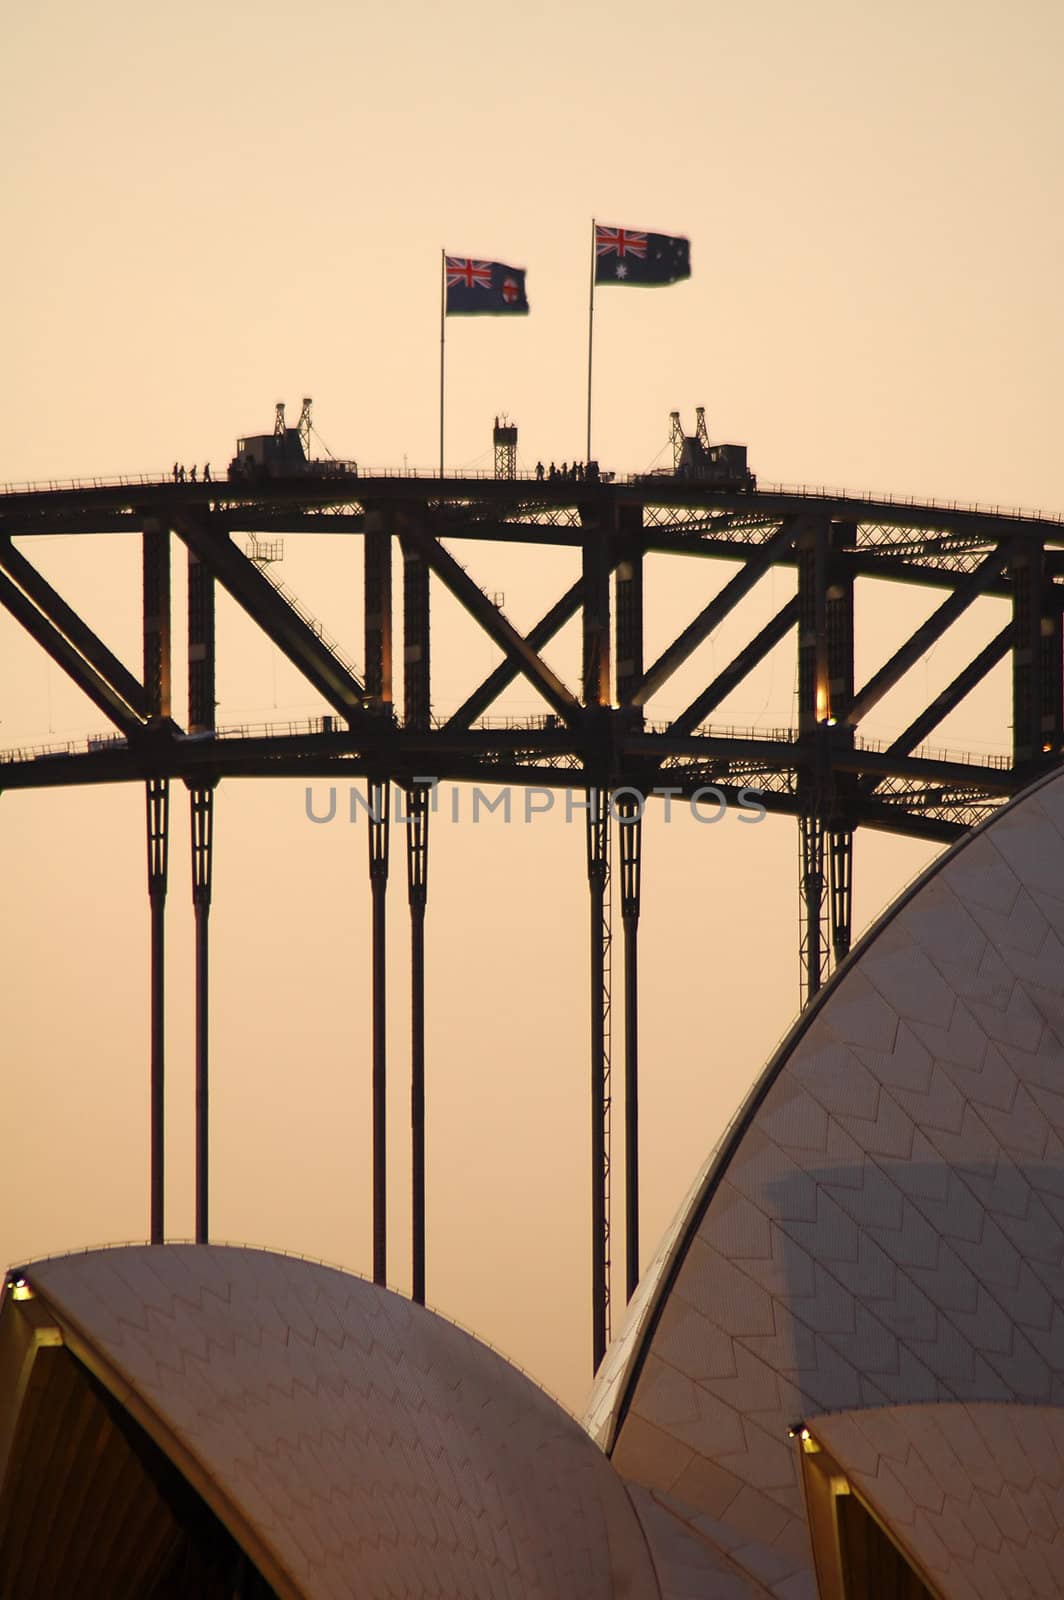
618, 793, 642, 1302
587, 788, 612, 1370
368, 779, 390, 1285
147, 778, 169, 1242
406, 783, 429, 1304
800, 811, 827, 1006
829, 826, 853, 968
191, 789, 213, 1242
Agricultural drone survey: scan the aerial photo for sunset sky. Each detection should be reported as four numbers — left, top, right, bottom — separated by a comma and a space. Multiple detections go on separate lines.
2, 0, 1061, 1410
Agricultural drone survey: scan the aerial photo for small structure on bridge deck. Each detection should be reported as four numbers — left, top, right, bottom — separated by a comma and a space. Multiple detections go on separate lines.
493, 414, 518, 479
230, 399, 313, 479
227, 399, 358, 484
668, 405, 755, 488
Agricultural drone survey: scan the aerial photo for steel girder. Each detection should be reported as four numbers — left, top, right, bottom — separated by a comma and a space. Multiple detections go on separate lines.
7, 471, 1063, 1377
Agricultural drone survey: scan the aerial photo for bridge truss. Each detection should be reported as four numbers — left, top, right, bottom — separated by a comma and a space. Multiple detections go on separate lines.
2, 471, 1062, 1370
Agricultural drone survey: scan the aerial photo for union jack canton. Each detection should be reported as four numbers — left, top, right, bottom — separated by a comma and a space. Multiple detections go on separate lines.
594, 225, 690, 287
445, 256, 529, 315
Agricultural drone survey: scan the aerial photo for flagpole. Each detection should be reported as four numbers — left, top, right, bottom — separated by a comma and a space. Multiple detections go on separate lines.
439, 249, 446, 480
586, 219, 596, 463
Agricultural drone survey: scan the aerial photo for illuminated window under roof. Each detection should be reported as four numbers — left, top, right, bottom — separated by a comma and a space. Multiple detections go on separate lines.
799, 1429, 941, 1600
0, 1327, 279, 1600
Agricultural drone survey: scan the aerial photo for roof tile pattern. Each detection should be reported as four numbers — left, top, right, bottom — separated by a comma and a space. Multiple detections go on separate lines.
25, 1245, 657, 1600
624, 1483, 775, 1599
810, 1402, 1064, 1599
593, 770, 1064, 1600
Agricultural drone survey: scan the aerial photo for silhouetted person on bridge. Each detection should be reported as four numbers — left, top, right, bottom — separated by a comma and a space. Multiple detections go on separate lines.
535, 461, 544, 481
189, 465, 197, 483
172, 461, 179, 482
203, 462, 211, 482
178, 464, 186, 483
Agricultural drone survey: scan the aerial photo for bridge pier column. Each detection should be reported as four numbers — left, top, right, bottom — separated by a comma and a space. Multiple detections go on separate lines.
363, 507, 394, 1285
1011, 538, 1063, 774
825, 523, 856, 974
401, 525, 430, 1299
188, 542, 216, 1244
798, 516, 855, 1003
143, 521, 171, 1243
797, 515, 829, 1005
364, 509, 393, 715
614, 503, 644, 1304
583, 509, 613, 1372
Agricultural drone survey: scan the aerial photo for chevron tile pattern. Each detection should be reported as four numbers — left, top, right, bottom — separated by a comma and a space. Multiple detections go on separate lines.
624, 1483, 776, 1599
598, 769, 1064, 1600
810, 1402, 1064, 1599
24, 1244, 657, 1599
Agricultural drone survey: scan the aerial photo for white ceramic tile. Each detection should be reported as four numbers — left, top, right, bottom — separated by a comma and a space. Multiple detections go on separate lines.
24, 1244, 659, 1600
597, 774, 1064, 1600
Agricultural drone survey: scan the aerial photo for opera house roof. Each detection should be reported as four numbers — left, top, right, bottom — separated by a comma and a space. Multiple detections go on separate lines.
7, 764, 1064, 1597
0, 1244, 654, 1598
587, 762, 1064, 1599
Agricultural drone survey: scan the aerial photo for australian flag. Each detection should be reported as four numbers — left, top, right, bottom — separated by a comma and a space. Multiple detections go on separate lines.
445, 256, 529, 315
595, 225, 690, 286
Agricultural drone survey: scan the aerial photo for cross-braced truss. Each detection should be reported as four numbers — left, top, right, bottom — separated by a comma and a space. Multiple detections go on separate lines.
2, 469, 1062, 1371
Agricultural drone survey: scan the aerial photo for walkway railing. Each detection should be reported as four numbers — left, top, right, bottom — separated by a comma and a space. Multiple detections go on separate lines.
250, 561, 361, 681
0, 467, 1061, 528
0, 716, 1014, 773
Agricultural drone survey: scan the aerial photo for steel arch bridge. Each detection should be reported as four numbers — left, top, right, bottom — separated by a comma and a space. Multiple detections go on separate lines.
2, 467, 1062, 1370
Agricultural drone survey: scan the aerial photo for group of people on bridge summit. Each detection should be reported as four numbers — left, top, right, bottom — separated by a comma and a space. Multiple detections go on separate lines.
172, 462, 211, 483
535, 460, 599, 484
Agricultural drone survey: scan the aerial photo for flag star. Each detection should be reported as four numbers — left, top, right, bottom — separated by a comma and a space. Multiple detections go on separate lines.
616, 263, 627, 278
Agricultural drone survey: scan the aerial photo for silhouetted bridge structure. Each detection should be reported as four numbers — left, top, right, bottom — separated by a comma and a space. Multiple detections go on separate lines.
2, 468, 1062, 1369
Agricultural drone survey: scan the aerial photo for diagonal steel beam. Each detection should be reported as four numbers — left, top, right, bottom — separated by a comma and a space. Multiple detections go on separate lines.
406, 528, 583, 728
632, 515, 805, 706
445, 578, 584, 731
175, 515, 365, 717
0, 537, 148, 716
0, 569, 145, 735
668, 597, 799, 738
857, 624, 1013, 797
846, 546, 1006, 727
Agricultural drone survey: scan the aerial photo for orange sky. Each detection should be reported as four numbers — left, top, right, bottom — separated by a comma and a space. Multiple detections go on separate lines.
1, 0, 1061, 1410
